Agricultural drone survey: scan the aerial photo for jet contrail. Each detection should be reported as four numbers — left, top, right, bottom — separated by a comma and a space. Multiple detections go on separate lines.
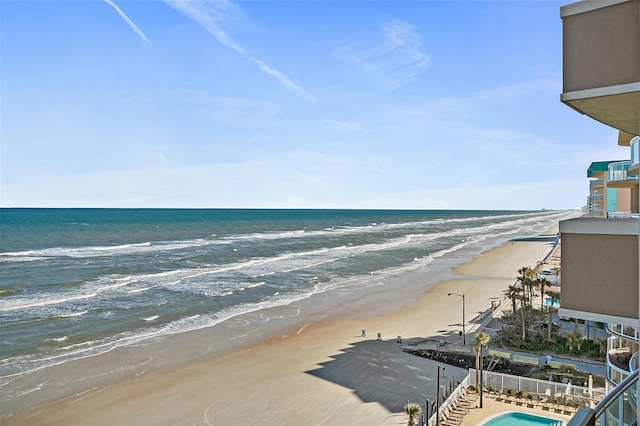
164, 0, 314, 102
104, 0, 149, 44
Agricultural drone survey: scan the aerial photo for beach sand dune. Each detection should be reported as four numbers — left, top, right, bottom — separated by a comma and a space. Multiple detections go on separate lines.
4, 234, 554, 426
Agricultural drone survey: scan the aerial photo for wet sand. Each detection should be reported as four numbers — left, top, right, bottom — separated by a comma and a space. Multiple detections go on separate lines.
4, 229, 557, 425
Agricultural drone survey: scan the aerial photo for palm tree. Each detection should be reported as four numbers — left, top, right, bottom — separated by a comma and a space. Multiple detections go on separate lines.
516, 267, 529, 302
506, 284, 521, 316
507, 284, 526, 342
538, 278, 552, 311
527, 280, 536, 306
404, 402, 422, 426
475, 332, 490, 404
597, 338, 607, 356
552, 266, 561, 285
517, 266, 537, 306
566, 331, 583, 352
473, 344, 481, 394
545, 290, 561, 340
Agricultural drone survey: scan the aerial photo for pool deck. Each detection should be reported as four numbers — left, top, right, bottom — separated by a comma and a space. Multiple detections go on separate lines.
457, 394, 571, 425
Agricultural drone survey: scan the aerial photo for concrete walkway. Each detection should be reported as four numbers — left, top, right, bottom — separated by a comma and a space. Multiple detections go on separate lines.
457, 393, 571, 425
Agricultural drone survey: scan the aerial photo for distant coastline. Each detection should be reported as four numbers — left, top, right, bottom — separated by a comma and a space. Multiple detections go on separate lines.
1, 209, 580, 420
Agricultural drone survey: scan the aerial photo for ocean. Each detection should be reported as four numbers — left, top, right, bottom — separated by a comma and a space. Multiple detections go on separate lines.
0, 208, 577, 414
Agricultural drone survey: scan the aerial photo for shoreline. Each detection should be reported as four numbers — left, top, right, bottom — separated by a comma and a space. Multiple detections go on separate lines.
3, 224, 560, 425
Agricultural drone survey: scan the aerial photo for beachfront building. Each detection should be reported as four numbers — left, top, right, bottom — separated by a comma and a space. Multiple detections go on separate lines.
565, 140, 640, 422
606, 141, 640, 218
605, 137, 640, 396
587, 161, 609, 218
587, 160, 637, 218
558, 0, 639, 425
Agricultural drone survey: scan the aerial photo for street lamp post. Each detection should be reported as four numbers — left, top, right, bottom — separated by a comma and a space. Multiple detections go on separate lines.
435, 365, 445, 426
447, 292, 466, 345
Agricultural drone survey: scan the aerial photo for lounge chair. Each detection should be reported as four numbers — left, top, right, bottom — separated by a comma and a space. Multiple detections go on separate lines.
541, 389, 552, 410
514, 391, 525, 406
526, 393, 537, 408
563, 399, 575, 415
574, 395, 587, 409
452, 399, 471, 414
443, 406, 464, 423
457, 389, 476, 406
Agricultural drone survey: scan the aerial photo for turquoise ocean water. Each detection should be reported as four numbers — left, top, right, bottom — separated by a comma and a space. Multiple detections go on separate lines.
0, 208, 575, 411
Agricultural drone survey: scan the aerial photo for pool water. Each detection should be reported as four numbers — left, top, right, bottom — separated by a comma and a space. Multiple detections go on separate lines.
544, 298, 561, 308
481, 411, 565, 426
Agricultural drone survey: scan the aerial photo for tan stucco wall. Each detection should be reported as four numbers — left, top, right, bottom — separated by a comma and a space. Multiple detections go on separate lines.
562, 0, 639, 93
616, 188, 632, 212
561, 232, 638, 321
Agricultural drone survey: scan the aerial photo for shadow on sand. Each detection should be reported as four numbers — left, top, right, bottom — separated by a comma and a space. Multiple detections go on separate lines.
306, 333, 468, 413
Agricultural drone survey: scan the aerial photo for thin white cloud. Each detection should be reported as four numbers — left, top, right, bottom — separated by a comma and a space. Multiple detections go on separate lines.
337, 19, 430, 90
164, 0, 315, 102
104, 0, 149, 43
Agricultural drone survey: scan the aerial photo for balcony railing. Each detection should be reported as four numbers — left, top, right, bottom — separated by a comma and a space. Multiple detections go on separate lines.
631, 138, 639, 172
608, 160, 639, 183
631, 352, 639, 373
607, 337, 637, 387
608, 212, 640, 219
608, 324, 640, 341
591, 179, 605, 189
588, 209, 605, 217
567, 369, 638, 426
591, 194, 605, 202
608, 355, 633, 387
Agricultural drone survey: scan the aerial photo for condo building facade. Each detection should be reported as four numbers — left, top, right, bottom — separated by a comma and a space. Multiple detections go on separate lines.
558, 1, 639, 425
587, 159, 637, 218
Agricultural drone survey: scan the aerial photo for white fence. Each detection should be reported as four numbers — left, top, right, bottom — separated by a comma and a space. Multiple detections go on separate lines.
469, 369, 606, 403
426, 373, 470, 426
422, 369, 606, 426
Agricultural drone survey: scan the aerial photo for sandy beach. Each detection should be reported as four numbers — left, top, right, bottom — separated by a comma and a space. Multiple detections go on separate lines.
3, 228, 558, 426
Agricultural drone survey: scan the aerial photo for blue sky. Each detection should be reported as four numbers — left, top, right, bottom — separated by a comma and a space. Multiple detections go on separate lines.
1, 0, 628, 209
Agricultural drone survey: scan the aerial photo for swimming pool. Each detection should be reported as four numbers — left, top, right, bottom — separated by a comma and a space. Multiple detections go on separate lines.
544, 298, 560, 308
480, 411, 566, 426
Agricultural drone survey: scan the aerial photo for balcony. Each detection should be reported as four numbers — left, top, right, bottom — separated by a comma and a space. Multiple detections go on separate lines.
558, 218, 639, 327
591, 193, 605, 202
608, 212, 640, 219
588, 208, 605, 217
608, 324, 640, 341
631, 137, 640, 173
607, 336, 638, 387
591, 179, 605, 189
567, 370, 637, 426
560, 0, 640, 135
608, 355, 632, 388
607, 160, 639, 188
